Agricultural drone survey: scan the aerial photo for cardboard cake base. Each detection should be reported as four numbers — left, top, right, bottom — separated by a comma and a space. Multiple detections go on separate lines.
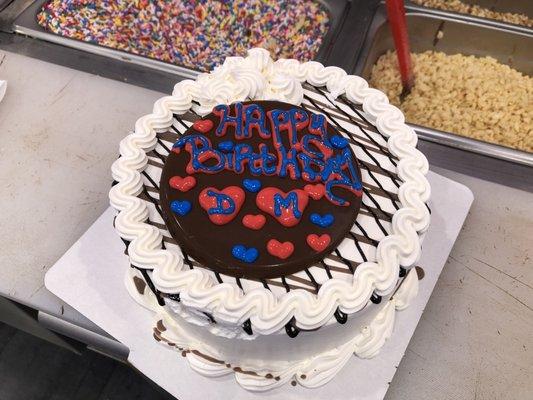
45, 170, 473, 399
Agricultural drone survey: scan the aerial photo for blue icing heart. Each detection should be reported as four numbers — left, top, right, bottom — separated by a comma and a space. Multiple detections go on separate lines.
330, 135, 349, 149
170, 200, 192, 216
218, 140, 234, 152
242, 178, 262, 193
232, 245, 259, 263
310, 213, 335, 228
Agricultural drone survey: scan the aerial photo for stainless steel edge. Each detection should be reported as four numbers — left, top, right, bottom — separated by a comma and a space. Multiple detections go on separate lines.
412, 124, 533, 167
38, 311, 130, 362
13, 25, 200, 80
0, 0, 33, 31
404, 2, 533, 36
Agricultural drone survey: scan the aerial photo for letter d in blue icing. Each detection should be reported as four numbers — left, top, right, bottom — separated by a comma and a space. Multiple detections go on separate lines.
206, 190, 235, 215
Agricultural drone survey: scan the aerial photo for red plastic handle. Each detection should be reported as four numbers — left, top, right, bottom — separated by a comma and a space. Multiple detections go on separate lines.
385, 0, 414, 90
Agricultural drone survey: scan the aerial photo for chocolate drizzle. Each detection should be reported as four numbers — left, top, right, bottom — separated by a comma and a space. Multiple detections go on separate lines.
133, 276, 146, 295
139, 267, 165, 306
166, 293, 181, 302
285, 317, 300, 338
334, 307, 348, 324
242, 319, 253, 335
370, 293, 382, 304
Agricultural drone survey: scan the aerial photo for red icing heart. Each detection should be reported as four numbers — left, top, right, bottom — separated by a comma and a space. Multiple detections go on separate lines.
256, 187, 309, 227
306, 234, 331, 252
169, 176, 196, 192
192, 119, 214, 133
242, 214, 266, 230
199, 186, 245, 225
267, 239, 294, 260
304, 183, 325, 200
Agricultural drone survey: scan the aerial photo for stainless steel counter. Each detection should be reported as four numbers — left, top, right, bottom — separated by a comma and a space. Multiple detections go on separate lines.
0, 49, 531, 399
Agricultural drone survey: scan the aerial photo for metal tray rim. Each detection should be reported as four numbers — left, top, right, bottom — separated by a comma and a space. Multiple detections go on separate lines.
412, 124, 533, 167
13, 24, 200, 79
404, 1, 533, 36
356, 5, 533, 167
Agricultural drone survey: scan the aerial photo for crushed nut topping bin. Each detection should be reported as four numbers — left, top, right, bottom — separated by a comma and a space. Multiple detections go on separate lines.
370, 50, 533, 153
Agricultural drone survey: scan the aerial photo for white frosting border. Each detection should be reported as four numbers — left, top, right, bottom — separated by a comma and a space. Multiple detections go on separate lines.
129, 267, 420, 391
109, 48, 431, 335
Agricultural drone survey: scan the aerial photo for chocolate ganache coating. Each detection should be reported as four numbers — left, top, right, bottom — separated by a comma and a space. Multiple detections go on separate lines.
160, 101, 363, 279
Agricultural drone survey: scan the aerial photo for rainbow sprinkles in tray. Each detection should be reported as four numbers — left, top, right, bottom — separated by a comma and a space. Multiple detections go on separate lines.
110, 48, 431, 391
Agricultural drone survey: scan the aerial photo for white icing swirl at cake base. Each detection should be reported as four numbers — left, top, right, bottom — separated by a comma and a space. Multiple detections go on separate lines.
128, 267, 420, 391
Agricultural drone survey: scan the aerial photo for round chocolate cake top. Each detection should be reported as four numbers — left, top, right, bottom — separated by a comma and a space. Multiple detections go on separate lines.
160, 100, 363, 279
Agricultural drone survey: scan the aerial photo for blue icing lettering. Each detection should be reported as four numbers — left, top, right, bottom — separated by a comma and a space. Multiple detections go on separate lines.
206, 190, 235, 215
244, 104, 270, 138
277, 146, 301, 179
214, 103, 244, 138
321, 148, 363, 205
297, 152, 324, 182
308, 113, 331, 146
269, 109, 293, 149
222, 150, 234, 170
274, 192, 302, 219
174, 134, 225, 173
234, 143, 262, 175
218, 140, 234, 151
258, 144, 277, 175
301, 134, 330, 159
289, 108, 309, 132
174, 102, 362, 206
172, 133, 209, 149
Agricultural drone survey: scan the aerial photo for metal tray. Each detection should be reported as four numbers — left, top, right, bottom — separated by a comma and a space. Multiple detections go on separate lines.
0, 0, 13, 12
405, 0, 532, 35
354, 7, 533, 167
11, 0, 348, 80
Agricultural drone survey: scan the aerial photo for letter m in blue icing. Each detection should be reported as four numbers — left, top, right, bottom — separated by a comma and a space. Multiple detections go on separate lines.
274, 192, 302, 219
207, 190, 235, 215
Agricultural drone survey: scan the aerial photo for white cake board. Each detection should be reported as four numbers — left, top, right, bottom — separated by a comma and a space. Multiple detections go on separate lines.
45, 170, 473, 400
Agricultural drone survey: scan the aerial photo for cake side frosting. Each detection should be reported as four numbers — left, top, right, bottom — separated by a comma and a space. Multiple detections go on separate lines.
109, 48, 431, 336
126, 265, 421, 391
